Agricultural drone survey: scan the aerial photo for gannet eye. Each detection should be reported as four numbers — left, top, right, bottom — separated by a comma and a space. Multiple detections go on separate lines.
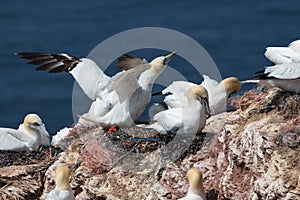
163, 58, 168, 65
33, 122, 41, 126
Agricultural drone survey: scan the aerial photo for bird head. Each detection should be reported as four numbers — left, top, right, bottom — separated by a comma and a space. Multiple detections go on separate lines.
187, 168, 205, 196
222, 77, 241, 96
23, 113, 49, 138
188, 85, 211, 118
150, 51, 176, 72
55, 165, 71, 190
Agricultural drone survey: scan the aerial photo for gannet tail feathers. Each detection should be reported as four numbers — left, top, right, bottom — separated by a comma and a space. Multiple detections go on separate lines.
16, 52, 81, 73
77, 114, 108, 128
240, 80, 260, 84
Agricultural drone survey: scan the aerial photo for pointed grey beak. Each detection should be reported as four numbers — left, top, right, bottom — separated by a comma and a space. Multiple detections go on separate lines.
164, 51, 177, 65
30, 122, 50, 138
200, 97, 211, 119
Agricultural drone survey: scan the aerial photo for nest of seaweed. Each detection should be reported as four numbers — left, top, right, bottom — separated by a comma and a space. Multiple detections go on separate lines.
0, 146, 62, 168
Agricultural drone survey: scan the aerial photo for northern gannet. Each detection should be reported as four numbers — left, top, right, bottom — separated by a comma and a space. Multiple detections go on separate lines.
252, 63, 300, 93
140, 85, 209, 134
46, 165, 75, 200
0, 114, 49, 151
179, 168, 206, 200
265, 39, 300, 64
16, 52, 176, 127
154, 75, 240, 115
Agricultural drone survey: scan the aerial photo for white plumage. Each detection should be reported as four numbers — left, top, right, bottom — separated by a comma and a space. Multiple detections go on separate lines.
46, 190, 75, 200
0, 114, 49, 151
265, 39, 300, 64
51, 127, 71, 147
140, 85, 209, 135
179, 168, 206, 200
158, 75, 240, 115
254, 45, 300, 93
17, 52, 176, 128
46, 166, 75, 200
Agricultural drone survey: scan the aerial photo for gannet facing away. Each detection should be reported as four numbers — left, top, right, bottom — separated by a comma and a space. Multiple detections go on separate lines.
140, 85, 209, 134
179, 168, 206, 200
0, 114, 49, 151
253, 63, 300, 93
46, 166, 75, 200
17, 52, 176, 128
265, 39, 300, 64
156, 75, 240, 115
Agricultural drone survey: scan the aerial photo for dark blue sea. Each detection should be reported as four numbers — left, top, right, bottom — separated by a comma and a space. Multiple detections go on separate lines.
1, 1, 300, 134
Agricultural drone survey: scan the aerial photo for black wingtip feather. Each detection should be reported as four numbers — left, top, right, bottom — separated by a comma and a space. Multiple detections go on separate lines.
49, 65, 69, 73
17, 52, 81, 73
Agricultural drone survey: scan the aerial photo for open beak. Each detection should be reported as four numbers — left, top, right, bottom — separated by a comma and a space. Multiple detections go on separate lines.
164, 51, 177, 65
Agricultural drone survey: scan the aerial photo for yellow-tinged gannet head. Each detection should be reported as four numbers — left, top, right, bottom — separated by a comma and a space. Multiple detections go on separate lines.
150, 51, 176, 72
23, 114, 49, 138
187, 168, 205, 196
221, 77, 241, 96
187, 85, 210, 117
188, 85, 208, 100
55, 165, 71, 190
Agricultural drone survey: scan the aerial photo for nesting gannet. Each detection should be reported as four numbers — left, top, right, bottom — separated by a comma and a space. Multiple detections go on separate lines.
16, 52, 176, 128
140, 85, 209, 134
252, 63, 300, 93
179, 168, 206, 200
154, 75, 240, 115
0, 114, 49, 151
46, 166, 75, 200
265, 39, 300, 64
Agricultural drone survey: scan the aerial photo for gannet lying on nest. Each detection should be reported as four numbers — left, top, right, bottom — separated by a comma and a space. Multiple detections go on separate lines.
0, 113, 49, 151
139, 85, 210, 135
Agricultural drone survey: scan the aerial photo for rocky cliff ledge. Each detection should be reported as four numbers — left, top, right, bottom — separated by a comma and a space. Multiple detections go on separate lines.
0, 87, 299, 200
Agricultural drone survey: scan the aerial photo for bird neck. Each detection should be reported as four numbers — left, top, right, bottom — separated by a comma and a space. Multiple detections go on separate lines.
189, 184, 205, 197
55, 174, 71, 190
216, 82, 230, 98
23, 124, 40, 140
138, 68, 161, 90
56, 183, 71, 190
187, 93, 200, 107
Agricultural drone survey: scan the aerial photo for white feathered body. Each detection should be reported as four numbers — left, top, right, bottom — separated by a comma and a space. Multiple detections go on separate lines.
46, 189, 75, 200
143, 99, 205, 135
265, 39, 300, 64
257, 63, 300, 93
71, 58, 154, 127
162, 75, 229, 115
0, 125, 42, 151
178, 189, 206, 200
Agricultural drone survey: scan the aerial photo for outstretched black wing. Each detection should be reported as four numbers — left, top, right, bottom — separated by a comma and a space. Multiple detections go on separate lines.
16, 52, 81, 73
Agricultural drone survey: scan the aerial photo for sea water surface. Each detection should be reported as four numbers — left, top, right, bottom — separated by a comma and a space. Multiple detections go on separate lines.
1, 1, 300, 133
